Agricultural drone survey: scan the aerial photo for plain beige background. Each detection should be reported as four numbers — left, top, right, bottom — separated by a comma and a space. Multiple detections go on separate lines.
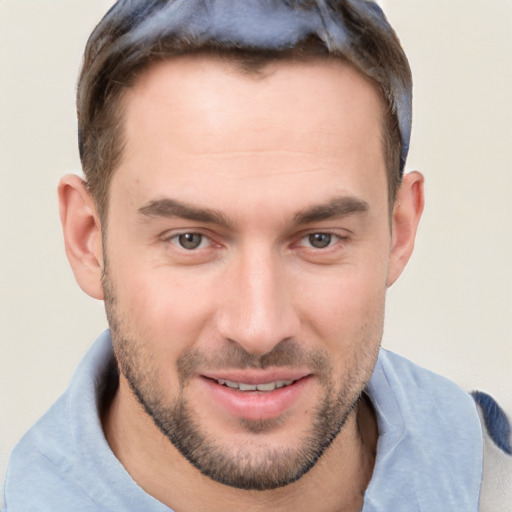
1, 0, 511, 495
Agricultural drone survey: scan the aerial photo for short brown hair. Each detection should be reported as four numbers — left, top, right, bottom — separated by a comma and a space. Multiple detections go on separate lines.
77, 0, 411, 219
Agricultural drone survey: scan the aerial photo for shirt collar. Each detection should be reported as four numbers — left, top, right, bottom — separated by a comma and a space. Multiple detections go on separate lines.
363, 349, 483, 511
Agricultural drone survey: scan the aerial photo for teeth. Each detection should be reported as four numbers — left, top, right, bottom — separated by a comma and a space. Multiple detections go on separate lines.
216, 378, 294, 391
256, 382, 276, 391
239, 383, 258, 391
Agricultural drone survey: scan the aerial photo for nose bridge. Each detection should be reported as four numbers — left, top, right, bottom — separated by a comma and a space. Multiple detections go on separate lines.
218, 241, 298, 356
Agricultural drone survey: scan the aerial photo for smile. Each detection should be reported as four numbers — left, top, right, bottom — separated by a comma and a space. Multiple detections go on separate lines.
216, 379, 295, 391
199, 374, 312, 421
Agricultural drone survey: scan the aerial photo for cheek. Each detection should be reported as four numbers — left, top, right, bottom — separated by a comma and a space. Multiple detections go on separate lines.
296, 260, 387, 350
309, 270, 385, 387
110, 262, 218, 355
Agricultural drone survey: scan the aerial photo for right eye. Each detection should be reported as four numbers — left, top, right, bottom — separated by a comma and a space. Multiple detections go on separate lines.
169, 232, 210, 250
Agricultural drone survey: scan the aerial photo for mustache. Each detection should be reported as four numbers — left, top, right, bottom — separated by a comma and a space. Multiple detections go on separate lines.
177, 339, 331, 381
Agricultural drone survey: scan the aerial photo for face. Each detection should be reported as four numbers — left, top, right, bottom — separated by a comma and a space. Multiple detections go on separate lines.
102, 56, 392, 490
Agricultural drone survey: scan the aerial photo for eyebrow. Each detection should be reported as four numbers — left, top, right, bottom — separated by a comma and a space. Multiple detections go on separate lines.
293, 196, 369, 225
138, 195, 369, 228
138, 198, 231, 228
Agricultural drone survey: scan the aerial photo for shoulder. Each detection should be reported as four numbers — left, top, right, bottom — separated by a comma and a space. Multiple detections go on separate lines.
372, 351, 511, 511
3, 394, 100, 512
364, 351, 485, 510
3, 332, 115, 512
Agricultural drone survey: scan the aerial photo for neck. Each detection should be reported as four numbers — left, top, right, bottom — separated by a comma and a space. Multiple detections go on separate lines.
103, 377, 377, 512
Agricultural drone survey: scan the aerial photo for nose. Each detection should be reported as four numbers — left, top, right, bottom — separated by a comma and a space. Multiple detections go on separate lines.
216, 244, 300, 357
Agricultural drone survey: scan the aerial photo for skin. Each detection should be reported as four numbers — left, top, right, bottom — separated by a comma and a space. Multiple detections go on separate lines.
58, 56, 424, 511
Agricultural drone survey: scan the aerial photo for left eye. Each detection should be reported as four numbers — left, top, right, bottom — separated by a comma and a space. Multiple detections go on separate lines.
300, 233, 338, 249
171, 233, 209, 250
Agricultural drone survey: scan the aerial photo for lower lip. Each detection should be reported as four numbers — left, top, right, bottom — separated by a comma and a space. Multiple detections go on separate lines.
199, 376, 312, 421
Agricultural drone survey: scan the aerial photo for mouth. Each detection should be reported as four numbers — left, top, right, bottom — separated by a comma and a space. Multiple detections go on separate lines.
198, 372, 312, 421
215, 378, 295, 392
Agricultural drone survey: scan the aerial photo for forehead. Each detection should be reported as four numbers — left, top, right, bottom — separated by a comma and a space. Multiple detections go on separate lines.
113, 54, 387, 216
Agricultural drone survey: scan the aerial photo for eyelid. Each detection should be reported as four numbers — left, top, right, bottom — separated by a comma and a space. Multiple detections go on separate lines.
159, 228, 349, 252
161, 229, 220, 250
171, 233, 209, 250
297, 232, 341, 249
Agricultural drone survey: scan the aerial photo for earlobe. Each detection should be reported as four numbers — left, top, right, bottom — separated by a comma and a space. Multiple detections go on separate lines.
58, 174, 104, 300
386, 171, 425, 287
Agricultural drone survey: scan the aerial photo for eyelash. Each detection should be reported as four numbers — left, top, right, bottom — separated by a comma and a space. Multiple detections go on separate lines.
296, 232, 343, 250
164, 230, 347, 253
166, 232, 215, 251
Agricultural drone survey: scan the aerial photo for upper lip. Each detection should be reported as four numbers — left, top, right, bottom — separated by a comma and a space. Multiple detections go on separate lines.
200, 369, 311, 385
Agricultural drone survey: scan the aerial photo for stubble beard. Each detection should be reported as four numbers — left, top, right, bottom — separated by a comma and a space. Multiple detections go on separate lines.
102, 267, 380, 491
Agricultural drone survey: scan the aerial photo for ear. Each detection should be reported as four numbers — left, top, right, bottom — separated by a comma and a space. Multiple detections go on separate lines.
386, 171, 425, 287
58, 174, 104, 299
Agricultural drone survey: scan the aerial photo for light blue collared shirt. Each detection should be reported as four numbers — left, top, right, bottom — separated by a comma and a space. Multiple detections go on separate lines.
3, 331, 482, 511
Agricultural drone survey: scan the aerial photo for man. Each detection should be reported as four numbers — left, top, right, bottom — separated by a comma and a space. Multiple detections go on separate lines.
3, 1, 510, 511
